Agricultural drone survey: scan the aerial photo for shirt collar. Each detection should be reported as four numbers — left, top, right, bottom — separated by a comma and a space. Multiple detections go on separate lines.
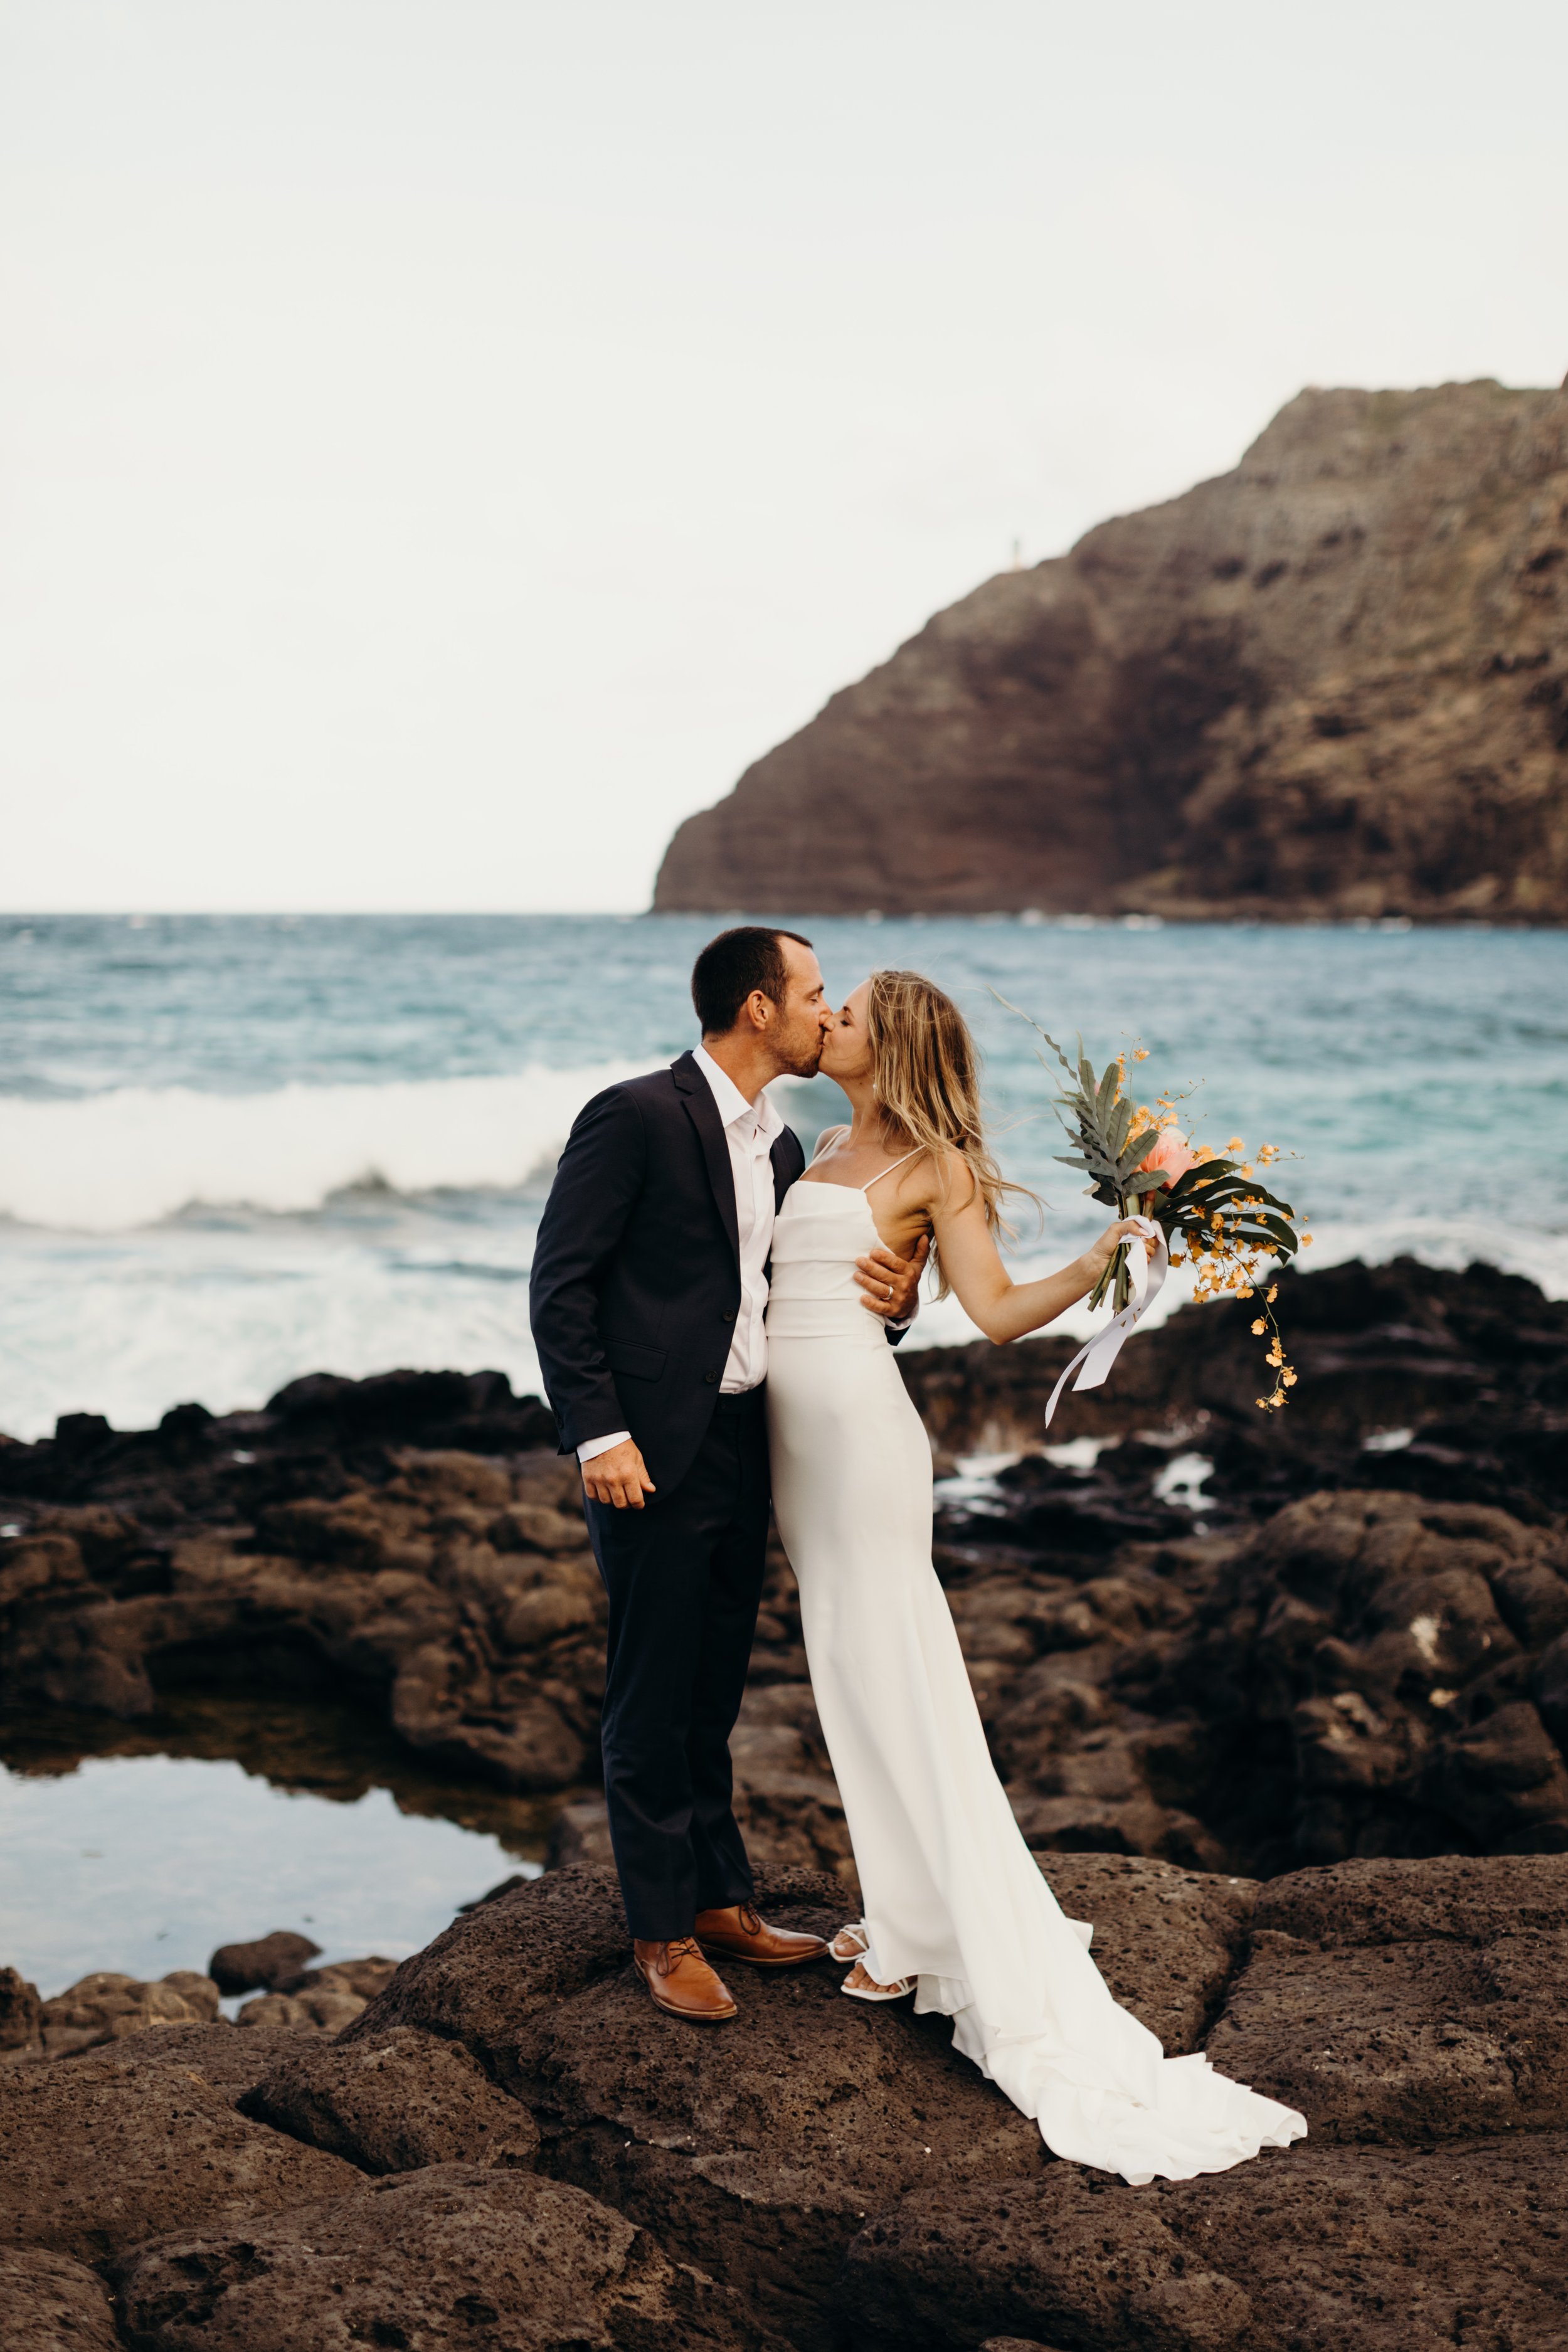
693, 1043, 784, 1142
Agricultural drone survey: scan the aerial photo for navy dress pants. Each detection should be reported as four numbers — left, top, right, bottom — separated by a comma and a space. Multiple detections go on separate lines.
583, 1388, 770, 1942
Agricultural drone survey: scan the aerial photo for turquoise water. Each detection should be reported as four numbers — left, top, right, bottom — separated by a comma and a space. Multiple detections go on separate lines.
1, 912, 1564, 1439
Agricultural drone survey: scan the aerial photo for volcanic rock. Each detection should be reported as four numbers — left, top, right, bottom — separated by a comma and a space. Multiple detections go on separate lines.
6, 1856, 1568, 2348
233, 1955, 399, 2035
0, 2246, 119, 2352
1034, 1855, 1256, 2053
1207, 1853, 1568, 2144
838, 2139, 1568, 2352
241, 2025, 540, 2174
235, 1988, 368, 2033
114, 2164, 781, 2352
208, 1929, 321, 1995
0, 1436, 605, 1791
344, 1864, 1047, 2348
654, 379, 1568, 921
0, 2035, 359, 2264
23, 1968, 220, 2060
0, 1968, 43, 2065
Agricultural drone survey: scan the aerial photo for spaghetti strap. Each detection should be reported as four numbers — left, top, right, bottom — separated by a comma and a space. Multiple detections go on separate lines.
862, 1147, 923, 1193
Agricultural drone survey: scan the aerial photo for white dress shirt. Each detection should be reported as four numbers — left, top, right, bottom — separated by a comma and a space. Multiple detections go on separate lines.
576, 1046, 783, 1464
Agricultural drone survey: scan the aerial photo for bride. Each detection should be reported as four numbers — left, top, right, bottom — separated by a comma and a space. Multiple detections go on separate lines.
765, 967, 1306, 2186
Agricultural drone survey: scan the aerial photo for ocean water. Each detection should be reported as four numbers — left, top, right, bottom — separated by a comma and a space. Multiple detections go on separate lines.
2, 912, 1565, 1443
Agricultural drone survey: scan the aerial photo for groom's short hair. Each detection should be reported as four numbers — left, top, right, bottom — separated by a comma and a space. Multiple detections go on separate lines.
692, 926, 813, 1035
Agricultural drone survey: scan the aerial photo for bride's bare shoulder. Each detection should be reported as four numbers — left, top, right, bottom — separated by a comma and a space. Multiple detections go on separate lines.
913, 1143, 981, 1213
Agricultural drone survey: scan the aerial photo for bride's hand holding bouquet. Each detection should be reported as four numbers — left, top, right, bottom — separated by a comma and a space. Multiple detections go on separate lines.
993, 994, 1309, 1415
1079, 1211, 1162, 1291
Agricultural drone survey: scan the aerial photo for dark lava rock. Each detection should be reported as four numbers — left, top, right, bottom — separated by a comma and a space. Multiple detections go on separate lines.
28, 1966, 220, 2059
1207, 1854, 1568, 2144
0, 2245, 119, 2351
0, 1967, 42, 2063
9, 1854, 1568, 2349
208, 1928, 321, 1995
114, 2163, 781, 2351
41, 2018, 323, 2098
346, 1864, 1047, 2350
904, 1256, 1568, 1528
1035, 1855, 1258, 2054
0, 1442, 605, 1791
838, 2137, 1568, 2351
241, 2025, 539, 2175
1253, 1849, 1568, 1942
0, 2035, 360, 2263
341, 1862, 641, 2078
4, 1258, 1564, 1874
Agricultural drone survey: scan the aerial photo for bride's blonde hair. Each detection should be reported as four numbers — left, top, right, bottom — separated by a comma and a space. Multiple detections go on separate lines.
863, 968, 1035, 1297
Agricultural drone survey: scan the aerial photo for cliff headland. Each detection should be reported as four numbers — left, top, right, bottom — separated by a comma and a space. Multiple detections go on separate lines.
654, 379, 1568, 921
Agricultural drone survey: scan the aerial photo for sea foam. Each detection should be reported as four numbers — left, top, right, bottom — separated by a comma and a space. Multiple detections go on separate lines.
0, 1063, 655, 1232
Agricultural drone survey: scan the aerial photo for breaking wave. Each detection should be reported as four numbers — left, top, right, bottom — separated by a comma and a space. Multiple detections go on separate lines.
0, 1064, 656, 1233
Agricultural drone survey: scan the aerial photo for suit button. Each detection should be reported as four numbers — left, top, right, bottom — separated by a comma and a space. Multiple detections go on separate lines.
718, 1309, 733, 1322
704, 1370, 719, 1384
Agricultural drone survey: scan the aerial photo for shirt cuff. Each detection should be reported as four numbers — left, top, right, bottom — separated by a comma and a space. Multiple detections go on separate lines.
577, 1430, 632, 1465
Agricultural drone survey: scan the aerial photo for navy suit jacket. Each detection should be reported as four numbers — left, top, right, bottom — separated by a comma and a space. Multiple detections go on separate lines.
529, 1051, 899, 1495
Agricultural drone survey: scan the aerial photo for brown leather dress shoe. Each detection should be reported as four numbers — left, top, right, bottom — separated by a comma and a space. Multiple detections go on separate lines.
633, 1937, 738, 2022
693, 1903, 831, 1968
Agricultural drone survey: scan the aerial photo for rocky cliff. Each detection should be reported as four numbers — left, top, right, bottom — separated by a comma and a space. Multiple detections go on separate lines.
654, 379, 1568, 920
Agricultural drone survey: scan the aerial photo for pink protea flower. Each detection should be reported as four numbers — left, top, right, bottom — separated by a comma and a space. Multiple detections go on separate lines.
1138, 1128, 1199, 1189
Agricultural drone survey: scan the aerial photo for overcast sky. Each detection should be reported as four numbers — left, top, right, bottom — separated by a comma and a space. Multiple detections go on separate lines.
3, 0, 1565, 913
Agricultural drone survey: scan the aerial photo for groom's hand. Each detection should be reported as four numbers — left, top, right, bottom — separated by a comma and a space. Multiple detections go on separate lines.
856, 1232, 928, 1322
582, 1439, 657, 1510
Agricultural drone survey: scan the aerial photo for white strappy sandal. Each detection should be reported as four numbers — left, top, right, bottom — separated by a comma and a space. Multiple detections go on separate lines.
830, 1921, 914, 2003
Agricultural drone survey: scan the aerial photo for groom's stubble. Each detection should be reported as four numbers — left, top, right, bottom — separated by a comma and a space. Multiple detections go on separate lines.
770, 941, 834, 1081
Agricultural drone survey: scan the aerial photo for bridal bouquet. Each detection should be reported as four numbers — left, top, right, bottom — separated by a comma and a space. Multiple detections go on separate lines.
995, 997, 1309, 1411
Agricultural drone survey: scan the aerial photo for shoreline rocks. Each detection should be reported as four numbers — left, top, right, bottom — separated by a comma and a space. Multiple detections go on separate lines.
8, 1857, 1566, 2348
2, 1256, 1564, 1886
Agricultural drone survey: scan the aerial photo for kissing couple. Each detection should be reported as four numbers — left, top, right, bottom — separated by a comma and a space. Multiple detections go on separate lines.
530, 927, 1305, 2185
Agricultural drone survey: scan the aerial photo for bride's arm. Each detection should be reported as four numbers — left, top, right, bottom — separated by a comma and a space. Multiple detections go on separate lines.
927, 1160, 1146, 1345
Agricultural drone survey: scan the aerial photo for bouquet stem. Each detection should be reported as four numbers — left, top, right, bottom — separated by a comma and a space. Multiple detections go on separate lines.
1089, 1191, 1133, 1314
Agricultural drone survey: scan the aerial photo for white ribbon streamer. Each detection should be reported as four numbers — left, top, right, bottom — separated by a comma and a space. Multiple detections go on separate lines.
1043, 1215, 1168, 1428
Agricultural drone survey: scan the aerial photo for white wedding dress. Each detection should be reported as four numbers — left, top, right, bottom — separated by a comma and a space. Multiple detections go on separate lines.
764, 1168, 1307, 2186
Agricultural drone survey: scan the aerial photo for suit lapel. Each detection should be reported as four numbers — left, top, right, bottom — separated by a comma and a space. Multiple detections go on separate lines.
771, 1125, 804, 1212
672, 1051, 740, 1268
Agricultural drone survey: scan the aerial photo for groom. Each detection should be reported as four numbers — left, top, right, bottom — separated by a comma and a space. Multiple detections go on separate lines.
529, 928, 925, 2021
